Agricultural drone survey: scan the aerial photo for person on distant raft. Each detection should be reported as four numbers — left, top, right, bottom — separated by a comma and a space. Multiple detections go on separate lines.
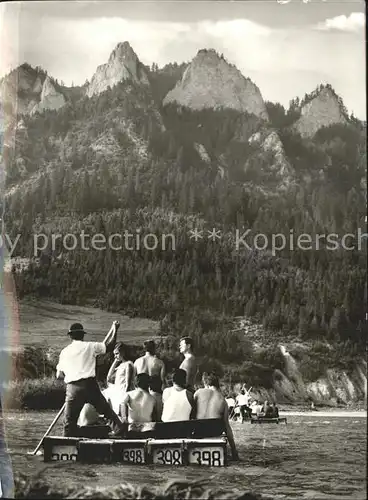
161, 369, 195, 422
236, 389, 252, 422
261, 400, 271, 417
56, 321, 125, 437
270, 402, 279, 418
225, 393, 236, 417
194, 373, 239, 461
179, 337, 198, 392
120, 373, 157, 424
134, 340, 166, 390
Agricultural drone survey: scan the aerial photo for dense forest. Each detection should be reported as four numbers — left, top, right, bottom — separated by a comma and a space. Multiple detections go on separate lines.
2, 66, 367, 372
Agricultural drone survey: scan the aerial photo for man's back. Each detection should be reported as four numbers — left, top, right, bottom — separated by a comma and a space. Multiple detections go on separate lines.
122, 388, 156, 423
134, 354, 164, 378
57, 340, 105, 383
194, 388, 226, 419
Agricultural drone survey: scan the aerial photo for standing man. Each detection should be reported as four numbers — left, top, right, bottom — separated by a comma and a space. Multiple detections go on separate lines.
134, 340, 165, 389
194, 373, 239, 462
179, 337, 198, 392
56, 321, 125, 437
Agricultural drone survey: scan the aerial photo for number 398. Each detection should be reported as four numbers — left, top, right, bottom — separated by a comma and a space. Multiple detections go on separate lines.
191, 450, 223, 466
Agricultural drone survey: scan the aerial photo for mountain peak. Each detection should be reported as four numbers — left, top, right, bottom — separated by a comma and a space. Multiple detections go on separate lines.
86, 42, 149, 98
294, 84, 348, 138
108, 41, 138, 63
163, 48, 268, 119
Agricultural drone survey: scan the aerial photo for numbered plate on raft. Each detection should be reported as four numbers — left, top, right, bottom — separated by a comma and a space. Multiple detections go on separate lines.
188, 447, 225, 467
152, 447, 183, 465
121, 448, 146, 464
50, 445, 78, 462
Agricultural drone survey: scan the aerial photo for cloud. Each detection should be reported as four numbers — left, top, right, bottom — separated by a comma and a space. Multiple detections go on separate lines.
316, 12, 365, 32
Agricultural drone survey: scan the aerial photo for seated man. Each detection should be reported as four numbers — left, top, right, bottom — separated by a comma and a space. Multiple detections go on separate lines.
194, 373, 239, 461
161, 369, 195, 422
149, 375, 163, 422
269, 402, 279, 418
251, 400, 263, 417
120, 373, 156, 424
261, 400, 271, 417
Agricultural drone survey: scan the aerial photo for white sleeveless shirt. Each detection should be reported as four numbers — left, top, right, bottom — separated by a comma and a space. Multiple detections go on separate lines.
161, 386, 192, 422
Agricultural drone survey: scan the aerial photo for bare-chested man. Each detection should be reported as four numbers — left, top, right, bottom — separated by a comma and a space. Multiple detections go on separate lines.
179, 337, 198, 392
134, 340, 165, 389
194, 372, 239, 461
120, 373, 156, 424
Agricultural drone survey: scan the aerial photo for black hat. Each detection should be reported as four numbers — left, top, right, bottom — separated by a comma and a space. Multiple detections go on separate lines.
68, 323, 87, 335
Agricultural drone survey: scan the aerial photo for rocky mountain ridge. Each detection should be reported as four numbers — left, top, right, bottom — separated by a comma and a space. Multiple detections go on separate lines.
1, 42, 364, 200
293, 86, 348, 138
86, 41, 149, 98
1, 43, 356, 138
163, 49, 269, 120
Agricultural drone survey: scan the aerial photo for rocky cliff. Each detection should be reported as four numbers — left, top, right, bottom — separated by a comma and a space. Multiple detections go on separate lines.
86, 42, 150, 98
163, 49, 269, 120
0, 64, 42, 117
247, 129, 294, 190
232, 318, 367, 407
293, 87, 348, 138
31, 76, 66, 115
0, 65, 66, 118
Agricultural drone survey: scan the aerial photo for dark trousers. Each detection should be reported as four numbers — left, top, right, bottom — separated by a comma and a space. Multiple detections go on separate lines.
64, 377, 123, 437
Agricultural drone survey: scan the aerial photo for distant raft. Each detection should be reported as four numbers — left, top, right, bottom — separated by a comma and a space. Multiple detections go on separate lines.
250, 416, 287, 424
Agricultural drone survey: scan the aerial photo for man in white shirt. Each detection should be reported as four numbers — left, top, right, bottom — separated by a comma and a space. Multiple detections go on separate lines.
56, 321, 125, 437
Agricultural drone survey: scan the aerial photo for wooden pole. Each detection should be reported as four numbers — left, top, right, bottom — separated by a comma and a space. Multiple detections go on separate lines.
31, 403, 66, 455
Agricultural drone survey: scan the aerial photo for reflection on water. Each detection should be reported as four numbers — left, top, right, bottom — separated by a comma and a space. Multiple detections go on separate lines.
2, 411, 367, 499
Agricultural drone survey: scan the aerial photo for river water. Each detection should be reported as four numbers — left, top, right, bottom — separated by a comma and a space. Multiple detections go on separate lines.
2, 411, 366, 499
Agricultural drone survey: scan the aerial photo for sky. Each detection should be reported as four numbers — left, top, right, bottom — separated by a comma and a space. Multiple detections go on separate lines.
0, 0, 366, 118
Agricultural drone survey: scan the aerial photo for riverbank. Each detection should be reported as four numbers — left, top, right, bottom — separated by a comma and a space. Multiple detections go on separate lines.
2, 376, 366, 411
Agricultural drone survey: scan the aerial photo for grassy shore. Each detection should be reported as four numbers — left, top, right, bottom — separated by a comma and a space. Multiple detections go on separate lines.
3, 377, 65, 410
